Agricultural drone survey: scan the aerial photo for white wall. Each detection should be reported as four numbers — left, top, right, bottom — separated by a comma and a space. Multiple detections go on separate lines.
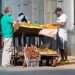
57, 0, 63, 7
32, 0, 39, 23
63, 0, 74, 56
44, 0, 57, 24
32, 0, 44, 24
2, 0, 74, 25
2, 0, 57, 24
21, 0, 32, 20
2, 0, 32, 20
63, 0, 74, 30
2, 0, 43, 23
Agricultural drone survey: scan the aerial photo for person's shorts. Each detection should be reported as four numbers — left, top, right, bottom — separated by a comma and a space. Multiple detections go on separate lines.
57, 36, 67, 50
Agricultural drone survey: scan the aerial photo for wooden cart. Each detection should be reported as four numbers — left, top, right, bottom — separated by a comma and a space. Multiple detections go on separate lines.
12, 23, 59, 66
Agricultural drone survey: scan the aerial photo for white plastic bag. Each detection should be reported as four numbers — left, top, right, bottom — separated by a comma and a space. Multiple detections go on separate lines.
39, 29, 58, 38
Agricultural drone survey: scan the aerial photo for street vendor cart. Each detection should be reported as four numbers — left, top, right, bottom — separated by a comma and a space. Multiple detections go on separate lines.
12, 23, 59, 67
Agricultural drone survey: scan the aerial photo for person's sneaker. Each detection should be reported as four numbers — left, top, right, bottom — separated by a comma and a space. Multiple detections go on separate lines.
60, 60, 65, 64
64, 60, 70, 64
59, 59, 65, 64
60, 60, 69, 64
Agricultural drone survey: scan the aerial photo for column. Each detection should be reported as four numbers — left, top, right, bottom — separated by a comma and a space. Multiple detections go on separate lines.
63, 0, 74, 56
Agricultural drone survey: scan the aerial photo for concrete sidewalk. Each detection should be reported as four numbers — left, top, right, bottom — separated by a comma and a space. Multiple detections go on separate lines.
0, 56, 75, 75
68, 56, 75, 63
0, 64, 75, 75
0, 56, 75, 72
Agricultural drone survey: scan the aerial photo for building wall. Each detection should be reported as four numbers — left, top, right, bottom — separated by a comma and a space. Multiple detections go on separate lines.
2, 0, 57, 24
44, 0, 57, 24
32, 0, 57, 24
63, 0, 74, 31
63, 0, 75, 56
32, 0, 44, 24
2, 0, 74, 24
2, 0, 32, 20
2, 0, 44, 23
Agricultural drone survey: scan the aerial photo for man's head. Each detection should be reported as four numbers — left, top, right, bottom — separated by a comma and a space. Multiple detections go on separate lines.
4, 6, 12, 14
18, 12, 24, 16
55, 7, 63, 17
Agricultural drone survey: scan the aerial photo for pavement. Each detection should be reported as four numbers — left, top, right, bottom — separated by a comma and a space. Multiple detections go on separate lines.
0, 64, 75, 75
0, 56, 75, 75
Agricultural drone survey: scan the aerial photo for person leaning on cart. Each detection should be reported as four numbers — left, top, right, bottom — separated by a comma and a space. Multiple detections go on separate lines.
17, 12, 35, 47
16, 12, 28, 49
55, 7, 68, 62
1, 6, 19, 67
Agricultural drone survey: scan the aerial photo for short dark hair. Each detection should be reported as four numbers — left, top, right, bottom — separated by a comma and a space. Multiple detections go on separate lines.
18, 12, 24, 16
4, 7, 11, 13
55, 7, 63, 13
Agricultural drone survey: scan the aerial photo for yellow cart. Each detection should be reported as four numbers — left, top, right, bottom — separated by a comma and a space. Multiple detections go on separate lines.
12, 23, 59, 66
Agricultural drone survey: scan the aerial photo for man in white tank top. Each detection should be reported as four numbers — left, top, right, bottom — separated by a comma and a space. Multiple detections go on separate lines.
55, 8, 68, 62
